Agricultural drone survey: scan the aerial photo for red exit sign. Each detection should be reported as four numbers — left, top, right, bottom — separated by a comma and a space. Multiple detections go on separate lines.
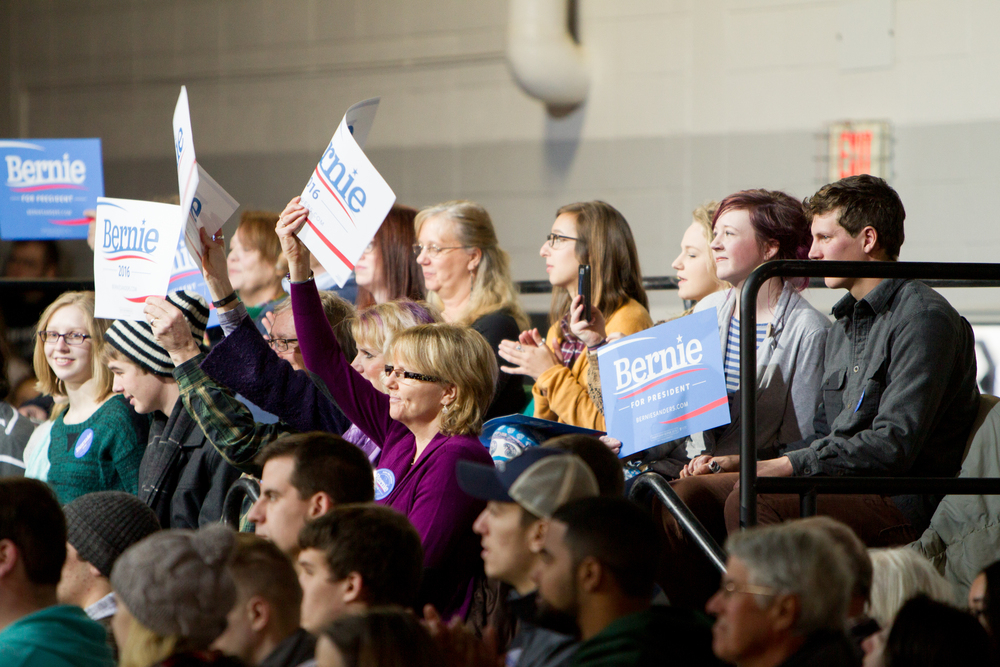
828, 122, 889, 182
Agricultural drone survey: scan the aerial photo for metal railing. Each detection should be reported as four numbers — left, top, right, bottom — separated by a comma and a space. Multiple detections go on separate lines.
739, 260, 1000, 528
221, 477, 260, 529
629, 472, 728, 573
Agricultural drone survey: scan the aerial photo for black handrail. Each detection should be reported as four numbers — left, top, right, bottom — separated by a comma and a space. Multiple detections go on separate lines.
739, 260, 1000, 528
630, 472, 728, 573
221, 476, 260, 529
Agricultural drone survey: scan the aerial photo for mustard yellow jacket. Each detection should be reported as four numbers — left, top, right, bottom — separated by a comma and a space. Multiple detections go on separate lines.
532, 298, 653, 429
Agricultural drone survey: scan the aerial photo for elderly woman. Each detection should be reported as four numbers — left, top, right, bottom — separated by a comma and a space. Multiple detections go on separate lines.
414, 200, 530, 419
276, 198, 496, 620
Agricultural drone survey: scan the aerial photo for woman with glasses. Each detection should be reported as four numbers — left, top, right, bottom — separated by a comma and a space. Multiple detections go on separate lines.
414, 200, 531, 419
498, 201, 653, 430
276, 203, 496, 622
354, 204, 425, 309
31, 291, 146, 502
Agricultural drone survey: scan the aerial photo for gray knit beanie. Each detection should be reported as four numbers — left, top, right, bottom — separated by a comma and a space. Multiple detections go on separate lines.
110, 524, 237, 647
105, 290, 209, 377
64, 491, 161, 579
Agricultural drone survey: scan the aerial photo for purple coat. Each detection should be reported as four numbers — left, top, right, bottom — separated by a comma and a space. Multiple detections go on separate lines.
290, 281, 490, 619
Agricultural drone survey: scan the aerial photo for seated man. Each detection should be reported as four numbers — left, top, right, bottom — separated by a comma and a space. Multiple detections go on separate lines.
248, 433, 375, 558
534, 496, 722, 667
456, 446, 601, 667
708, 522, 859, 667
147, 284, 357, 475
659, 175, 980, 609
103, 290, 241, 528
212, 534, 315, 667
0, 478, 114, 667
295, 504, 424, 632
57, 491, 161, 660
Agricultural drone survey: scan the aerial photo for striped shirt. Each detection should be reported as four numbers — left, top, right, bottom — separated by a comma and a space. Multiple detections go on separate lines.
724, 316, 769, 392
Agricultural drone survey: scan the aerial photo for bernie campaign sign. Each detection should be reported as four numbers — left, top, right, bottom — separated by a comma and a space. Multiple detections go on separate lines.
597, 308, 729, 458
0, 139, 104, 240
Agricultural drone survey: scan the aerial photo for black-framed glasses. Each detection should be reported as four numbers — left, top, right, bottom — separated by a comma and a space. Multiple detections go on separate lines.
717, 580, 778, 598
38, 331, 91, 346
264, 336, 299, 352
383, 364, 443, 383
412, 243, 473, 258
546, 233, 578, 249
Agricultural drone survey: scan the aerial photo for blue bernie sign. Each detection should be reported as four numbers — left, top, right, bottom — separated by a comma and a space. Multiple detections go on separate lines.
597, 308, 730, 458
168, 234, 220, 328
0, 139, 104, 240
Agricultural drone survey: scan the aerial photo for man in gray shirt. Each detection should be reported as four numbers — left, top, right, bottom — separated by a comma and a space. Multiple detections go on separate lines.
657, 175, 979, 610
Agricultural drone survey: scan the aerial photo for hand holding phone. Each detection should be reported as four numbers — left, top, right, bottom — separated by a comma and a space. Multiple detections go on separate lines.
578, 265, 591, 322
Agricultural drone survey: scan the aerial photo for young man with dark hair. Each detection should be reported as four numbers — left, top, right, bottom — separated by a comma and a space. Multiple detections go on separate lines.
295, 504, 423, 632
658, 175, 980, 610
212, 534, 315, 667
457, 446, 600, 667
249, 433, 375, 557
57, 491, 161, 660
104, 290, 241, 528
534, 496, 720, 667
0, 478, 114, 667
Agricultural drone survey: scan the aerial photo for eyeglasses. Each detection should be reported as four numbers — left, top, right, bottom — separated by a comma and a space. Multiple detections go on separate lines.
384, 364, 443, 383
38, 331, 91, 346
545, 233, 578, 249
412, 243, 473, 258
264, 336, 299, 352
717, 580, 778, 598
363, 241, 375, 254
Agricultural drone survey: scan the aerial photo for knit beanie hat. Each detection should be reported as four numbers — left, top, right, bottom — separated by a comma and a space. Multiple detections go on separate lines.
105, 290, 209, 377
64, 491, 161, 579
110, 524, 237, 647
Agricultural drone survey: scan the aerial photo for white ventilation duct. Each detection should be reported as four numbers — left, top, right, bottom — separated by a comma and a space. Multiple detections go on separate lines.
506, 0, 589, 110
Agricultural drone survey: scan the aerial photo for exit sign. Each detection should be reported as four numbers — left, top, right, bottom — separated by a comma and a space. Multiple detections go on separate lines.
828, 121, 890, 181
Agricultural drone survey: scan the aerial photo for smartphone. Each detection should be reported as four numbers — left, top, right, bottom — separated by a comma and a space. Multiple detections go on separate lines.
578, 265, 591, 322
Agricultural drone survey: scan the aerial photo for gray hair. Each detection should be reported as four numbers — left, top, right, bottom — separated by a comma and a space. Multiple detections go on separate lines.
726, 523, 852, 636
866, 547, 956, 627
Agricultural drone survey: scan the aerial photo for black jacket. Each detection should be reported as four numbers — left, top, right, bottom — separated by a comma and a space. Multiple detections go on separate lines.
138, 401, 240, 528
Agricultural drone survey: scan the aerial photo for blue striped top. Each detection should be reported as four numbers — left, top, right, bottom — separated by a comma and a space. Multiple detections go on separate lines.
724, 316, 769, 392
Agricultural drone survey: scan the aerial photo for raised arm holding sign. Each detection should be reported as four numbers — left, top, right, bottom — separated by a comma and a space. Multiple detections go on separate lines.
295, 98, 396, 286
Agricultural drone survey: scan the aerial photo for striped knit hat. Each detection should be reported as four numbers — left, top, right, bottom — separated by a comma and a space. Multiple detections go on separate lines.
106, 290, 209, 377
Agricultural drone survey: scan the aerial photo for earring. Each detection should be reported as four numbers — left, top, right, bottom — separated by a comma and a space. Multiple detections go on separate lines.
442, 405, 450, 414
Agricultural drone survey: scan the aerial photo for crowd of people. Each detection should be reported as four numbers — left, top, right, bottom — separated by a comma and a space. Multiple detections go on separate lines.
0, 173, 998, 667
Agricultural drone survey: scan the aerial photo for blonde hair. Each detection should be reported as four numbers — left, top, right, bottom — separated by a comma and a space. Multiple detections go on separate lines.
117, 616, 180, 667
675, 201, 729, 318
33, 291, 113, 412
415, 201, 529, 330
351, 300, 442, 353
866, 547, 956, 627
235, 209, 288, 277
387, 323, 497, 436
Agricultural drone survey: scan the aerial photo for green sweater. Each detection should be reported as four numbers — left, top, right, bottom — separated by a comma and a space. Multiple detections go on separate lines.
0, 604, 115, 667
47, 394, 146, 504
571, 606, 723, 667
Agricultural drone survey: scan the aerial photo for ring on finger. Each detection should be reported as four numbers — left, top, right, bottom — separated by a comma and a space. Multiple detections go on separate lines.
516, 344, 522, 351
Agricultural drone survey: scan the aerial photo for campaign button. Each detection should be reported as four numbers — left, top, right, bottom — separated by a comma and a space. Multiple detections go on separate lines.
373, 468, 395, 501
74, 429, 95, 458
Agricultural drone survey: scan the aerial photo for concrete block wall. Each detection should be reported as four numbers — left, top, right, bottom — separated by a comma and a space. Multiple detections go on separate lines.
5, 0, 1000, 319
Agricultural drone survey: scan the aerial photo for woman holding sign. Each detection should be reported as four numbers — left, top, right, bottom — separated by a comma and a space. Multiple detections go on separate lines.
32, 291, 147, 503
276, 199, 495, 622
497, 200, 653, 430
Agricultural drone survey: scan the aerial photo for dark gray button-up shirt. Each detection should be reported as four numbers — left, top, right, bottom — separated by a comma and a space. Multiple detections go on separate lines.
785, 278, 979, 482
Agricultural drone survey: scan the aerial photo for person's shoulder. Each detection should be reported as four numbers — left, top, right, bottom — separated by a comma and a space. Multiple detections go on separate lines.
694, 288, 730, 313
472, 308, 519, 329
785, 291, 832, 330
436, 433, 493, 463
